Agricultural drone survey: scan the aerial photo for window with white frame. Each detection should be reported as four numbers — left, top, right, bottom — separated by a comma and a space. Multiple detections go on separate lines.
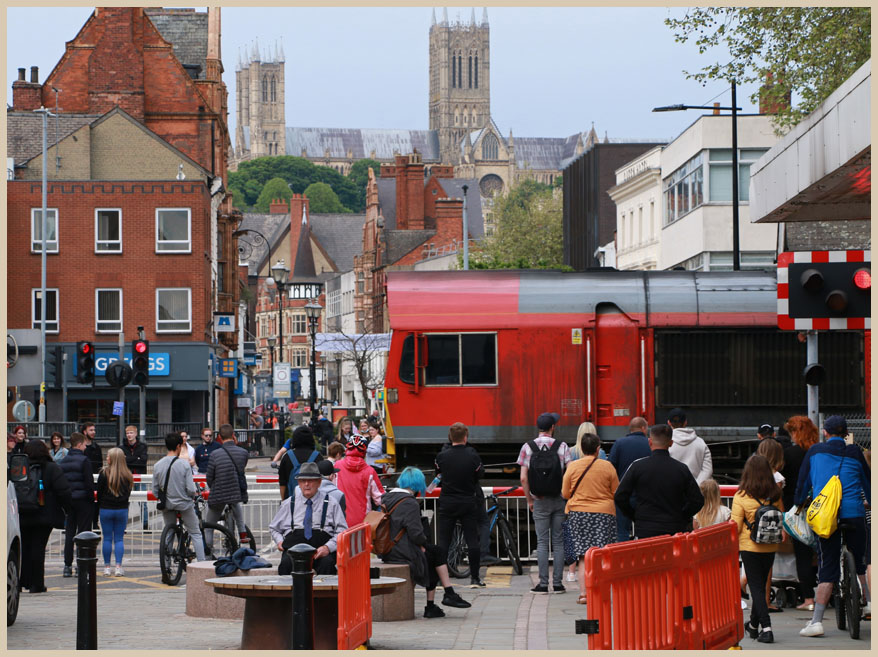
95, 288, 123, 333
291, 348, 308, 368
155, 209, 191, 253
663, 153, 704, 225
95, 209, 122, 253
156, 288, 191, 332
31, 208, 58, 253
291, 314, 306, 335
708, 149, 769, 202
31, 288, 59, 333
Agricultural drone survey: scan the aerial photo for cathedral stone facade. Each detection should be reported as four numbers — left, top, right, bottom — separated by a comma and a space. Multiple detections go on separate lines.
232, 9, 594, 198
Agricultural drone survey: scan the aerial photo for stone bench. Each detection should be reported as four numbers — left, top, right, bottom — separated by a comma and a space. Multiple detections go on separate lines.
370, 560, 414, 621
185, 560, 246, 619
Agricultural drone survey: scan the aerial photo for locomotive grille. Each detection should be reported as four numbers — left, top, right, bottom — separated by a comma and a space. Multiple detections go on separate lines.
656, 330, 863, 407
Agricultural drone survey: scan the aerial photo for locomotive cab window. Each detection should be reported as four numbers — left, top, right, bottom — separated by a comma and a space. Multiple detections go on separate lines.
399, 333, 497, 386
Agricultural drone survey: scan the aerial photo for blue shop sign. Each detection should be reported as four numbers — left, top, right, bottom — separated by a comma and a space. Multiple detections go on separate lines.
92, 352, 171, 376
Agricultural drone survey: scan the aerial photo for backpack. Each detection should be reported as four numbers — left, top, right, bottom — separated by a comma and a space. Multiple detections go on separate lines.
526, 439, 563, 496
11, 456, 43, 514
744, 497, 784, 544
364, 497, 408, 555
284, 450, 320, 499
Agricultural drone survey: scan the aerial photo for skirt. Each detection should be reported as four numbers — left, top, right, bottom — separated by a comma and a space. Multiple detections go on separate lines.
566, 511, 616, 559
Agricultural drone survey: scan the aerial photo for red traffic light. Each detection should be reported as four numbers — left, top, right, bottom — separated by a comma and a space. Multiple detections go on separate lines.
134, 341, 147, 353
80, 343, 91, 354
853, 268, 871, 290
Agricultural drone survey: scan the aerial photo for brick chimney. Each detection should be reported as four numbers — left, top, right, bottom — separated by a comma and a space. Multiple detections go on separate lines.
269, 198, 289, 214
12, 66, 41, 111
759, 72, 791, 115
434, 197, 464, 248
394, 153, 427, 231
712, 102, 720, 115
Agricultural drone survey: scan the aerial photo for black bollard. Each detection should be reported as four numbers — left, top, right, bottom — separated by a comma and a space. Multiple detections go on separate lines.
74, 531, 100, 650
289, 543, 317, 650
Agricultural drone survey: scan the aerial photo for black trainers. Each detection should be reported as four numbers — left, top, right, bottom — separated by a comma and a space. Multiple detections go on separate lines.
756, 630, 774, 644
62, 566, 73, 578
424, 604, 446, 618
469, 578, 486, 588
442, 591, 472, 608
745, 622, 759, 640
531, 584, 549, 594
553, 584, 566, 594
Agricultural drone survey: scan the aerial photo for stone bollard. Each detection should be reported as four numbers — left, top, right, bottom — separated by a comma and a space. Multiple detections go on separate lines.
74, 531, 100, 650
289, 543, 317, 650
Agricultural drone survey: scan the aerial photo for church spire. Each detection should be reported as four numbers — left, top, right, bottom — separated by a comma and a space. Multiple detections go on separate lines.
251, 39, 259, 62
470, 7, 476, 25
431, 7, 436, 26
482, 7, 488, 25
278, 38, 285, 62
442, 7, 448, 25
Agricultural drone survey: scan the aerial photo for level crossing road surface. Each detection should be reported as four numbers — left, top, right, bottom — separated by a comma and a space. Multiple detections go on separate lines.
7, 554, 871, 650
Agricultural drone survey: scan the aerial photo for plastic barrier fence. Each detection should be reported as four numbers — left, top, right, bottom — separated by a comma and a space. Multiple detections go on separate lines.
582, 522, 743, 650
336, 524, 372, 650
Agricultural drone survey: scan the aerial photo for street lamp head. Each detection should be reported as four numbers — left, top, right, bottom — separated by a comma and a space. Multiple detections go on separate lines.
304, 300, 323, 320
267, 336, 276, 348
652, 104, 687, 112
271, 259, 289, 285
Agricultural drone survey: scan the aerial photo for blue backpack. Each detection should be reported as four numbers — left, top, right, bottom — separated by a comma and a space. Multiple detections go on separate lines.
284, 450, 319, 499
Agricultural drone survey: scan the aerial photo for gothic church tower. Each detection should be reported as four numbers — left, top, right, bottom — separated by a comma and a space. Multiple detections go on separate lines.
429, 8, 490, 165
235, 40, 286, 163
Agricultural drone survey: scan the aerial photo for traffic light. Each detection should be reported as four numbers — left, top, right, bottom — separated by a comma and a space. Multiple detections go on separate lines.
46, 345, 63, 388
787, 261, 871, 319
132, 339, 149, 387
76, 342, 95, 385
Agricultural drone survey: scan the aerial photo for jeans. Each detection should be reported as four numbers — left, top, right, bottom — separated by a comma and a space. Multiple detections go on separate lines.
741, 551, 775, 631
532, 495, 566, 587
99, 507, 128, 565
204, 503, 245, 552
162, 507, 206, 561
64, 499, 95, 568
615, 504, 633, 543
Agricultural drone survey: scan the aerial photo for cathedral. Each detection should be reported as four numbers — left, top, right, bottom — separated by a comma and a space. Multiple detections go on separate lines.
233, 8, 598, 198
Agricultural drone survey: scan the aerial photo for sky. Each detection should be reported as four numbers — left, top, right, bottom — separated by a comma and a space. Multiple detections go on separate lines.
6, 6, 763, 144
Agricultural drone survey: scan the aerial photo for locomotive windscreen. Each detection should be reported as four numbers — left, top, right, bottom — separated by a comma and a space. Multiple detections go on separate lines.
655, 330, 863, 408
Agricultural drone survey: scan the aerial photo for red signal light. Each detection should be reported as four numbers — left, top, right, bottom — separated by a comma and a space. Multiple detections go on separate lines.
81, 343, 91, 354
134, 341, 147, 353
853, 268, 871, 290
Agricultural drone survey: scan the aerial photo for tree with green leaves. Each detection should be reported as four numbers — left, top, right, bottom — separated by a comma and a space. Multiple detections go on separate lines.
666, 7, 871, 133
468, 179, 564, 269
347, 158, 382, 210
254, 177, 293, 212
304, 182, 350, 214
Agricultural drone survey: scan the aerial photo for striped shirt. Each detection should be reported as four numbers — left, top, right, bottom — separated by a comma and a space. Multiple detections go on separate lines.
517, 434, 571, 468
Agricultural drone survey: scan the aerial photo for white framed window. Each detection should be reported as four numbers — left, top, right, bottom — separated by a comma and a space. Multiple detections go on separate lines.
155, 208, 191, 253
31, 288, 59, 333
291, 314, 306, 335
95, 209, 122, 253
156, 288, 192, 333
291, 348, 308, 368
708, 148, 769, 202
95, 288, 123, 333
31, 208, 58, 253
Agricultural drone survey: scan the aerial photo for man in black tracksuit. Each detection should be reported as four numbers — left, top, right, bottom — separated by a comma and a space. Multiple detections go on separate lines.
614, 424, 704, 539
58, 433, 96, 577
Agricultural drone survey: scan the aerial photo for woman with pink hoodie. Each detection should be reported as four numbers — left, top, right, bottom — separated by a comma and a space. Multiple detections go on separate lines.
335, 435, 385, 526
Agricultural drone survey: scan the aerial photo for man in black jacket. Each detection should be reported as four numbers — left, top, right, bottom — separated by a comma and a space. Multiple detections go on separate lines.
614, 424, 704, 539
204, 424, 250, 552
58, 433, 96, 577
122, 426, 149, 475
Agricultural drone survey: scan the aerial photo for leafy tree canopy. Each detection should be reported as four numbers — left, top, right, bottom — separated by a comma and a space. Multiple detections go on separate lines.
666, 7, 871, 132
254, 177, 293, 212
304, 182, 350, 214
468, 179, 564, 270
347, 158, 382, 209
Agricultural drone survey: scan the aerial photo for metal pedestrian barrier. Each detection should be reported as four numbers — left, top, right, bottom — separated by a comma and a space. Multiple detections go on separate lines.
336, 524, 372, 650
581, 522, 743, 650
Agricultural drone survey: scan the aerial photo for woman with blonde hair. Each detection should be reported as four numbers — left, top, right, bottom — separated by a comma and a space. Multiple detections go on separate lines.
97, 447, 134, 576
693, 478, 730, 529
564, 422, 608, 582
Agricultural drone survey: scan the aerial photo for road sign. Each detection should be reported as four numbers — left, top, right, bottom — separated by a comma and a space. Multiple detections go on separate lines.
112, 401, 125, 416
274, 362, 291, 397
12, 400, 35, 423
105, 360, 133, 388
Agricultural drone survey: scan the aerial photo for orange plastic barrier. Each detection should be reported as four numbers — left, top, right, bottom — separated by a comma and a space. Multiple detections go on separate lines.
582, 523, 743, 650
336, 523, 372, 650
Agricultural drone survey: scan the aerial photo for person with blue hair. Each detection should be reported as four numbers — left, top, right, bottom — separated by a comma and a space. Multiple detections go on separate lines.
378, 466, 472, 617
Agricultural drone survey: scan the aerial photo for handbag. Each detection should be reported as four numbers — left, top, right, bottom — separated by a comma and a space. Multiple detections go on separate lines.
806, 457, 845, 538
782, 504, 817, 549
561, 456, 600, 564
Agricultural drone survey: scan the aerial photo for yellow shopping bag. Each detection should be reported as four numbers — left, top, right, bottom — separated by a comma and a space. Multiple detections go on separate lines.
806, 474, 842, 538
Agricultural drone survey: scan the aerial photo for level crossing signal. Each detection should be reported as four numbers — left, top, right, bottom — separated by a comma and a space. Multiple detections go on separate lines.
76, 342, 95, 385
132, 339, 149, 387
46, 345, 63, 388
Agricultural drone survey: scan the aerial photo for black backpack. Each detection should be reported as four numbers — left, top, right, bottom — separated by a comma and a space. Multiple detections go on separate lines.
10, 455, 42, 513
744, 497, 784, 544
284, 450, 320, 499
526, 440, 563, 496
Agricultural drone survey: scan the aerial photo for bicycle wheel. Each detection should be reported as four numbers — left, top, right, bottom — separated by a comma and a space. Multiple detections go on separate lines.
203, 522, 238, 559
160, 524, 186, 586
446, 523, 470, 579
844, 550, 861, 639
497, 516, 523, 575
834, 582, 846, 630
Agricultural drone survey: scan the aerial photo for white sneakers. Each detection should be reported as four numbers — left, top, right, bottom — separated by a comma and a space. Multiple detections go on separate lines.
103, 566, 112, 576
799, 621, 824, 637
864, 601, 871, 617
114, 565, 124, 577
565, 571, 576, 582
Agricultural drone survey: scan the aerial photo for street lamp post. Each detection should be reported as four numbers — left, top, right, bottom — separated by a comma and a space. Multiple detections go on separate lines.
653, 80, 742, 271
304, 300, 323, 431
268, 260, 291, 441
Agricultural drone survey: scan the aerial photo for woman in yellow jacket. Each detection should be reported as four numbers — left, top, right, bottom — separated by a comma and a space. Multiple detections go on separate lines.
561, 432, 619, 605
731, 454, 782, 644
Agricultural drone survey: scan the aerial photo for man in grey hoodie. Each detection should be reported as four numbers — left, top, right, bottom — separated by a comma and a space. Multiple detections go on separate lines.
153, 433, 206, 561
666, 408, 713, 485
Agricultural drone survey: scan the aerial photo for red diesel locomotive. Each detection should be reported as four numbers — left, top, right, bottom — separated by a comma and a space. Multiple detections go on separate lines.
383, 270, 867, 473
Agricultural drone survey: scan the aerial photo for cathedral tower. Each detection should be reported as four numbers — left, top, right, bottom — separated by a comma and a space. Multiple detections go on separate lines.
235, 40, 286, 162
429, 8, 490, 165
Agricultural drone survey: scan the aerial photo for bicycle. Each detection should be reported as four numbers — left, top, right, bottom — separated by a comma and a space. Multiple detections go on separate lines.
159, 494, 237, 586
833, 520, 866, 640
210, 502, 257, 555
446, 487, 523, 578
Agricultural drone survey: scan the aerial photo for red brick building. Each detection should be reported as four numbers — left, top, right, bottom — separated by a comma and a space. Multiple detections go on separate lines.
6, 7, 239, 431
